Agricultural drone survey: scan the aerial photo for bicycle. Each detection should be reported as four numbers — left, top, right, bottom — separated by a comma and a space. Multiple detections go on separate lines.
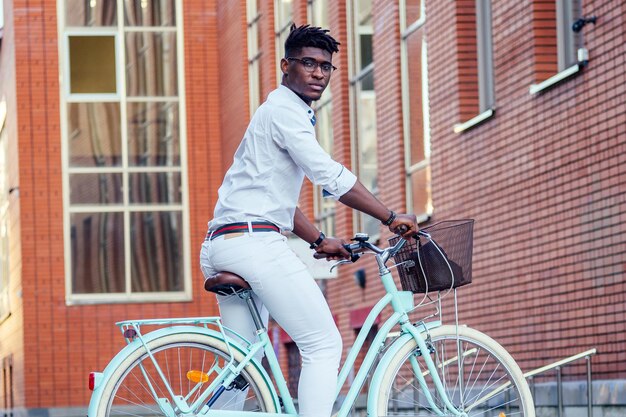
87, 220, 535, 417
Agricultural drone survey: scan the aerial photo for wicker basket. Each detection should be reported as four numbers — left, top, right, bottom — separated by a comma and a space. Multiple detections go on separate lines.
389, 220, 474, 293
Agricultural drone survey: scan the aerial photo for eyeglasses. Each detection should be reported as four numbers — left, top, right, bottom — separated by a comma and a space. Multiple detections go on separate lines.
287, 57, 337, 76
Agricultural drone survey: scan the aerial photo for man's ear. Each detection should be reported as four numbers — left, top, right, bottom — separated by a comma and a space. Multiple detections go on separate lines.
280, 58, 290, 76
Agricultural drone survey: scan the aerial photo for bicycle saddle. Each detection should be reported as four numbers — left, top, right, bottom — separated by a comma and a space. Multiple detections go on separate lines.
204, 271, 251, 295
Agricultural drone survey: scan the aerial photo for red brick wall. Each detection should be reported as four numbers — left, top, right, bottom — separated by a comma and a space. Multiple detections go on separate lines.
6, 0, 225, 409
3, 0, 625, 411
532, 0, 559, 82
426, 0, 626, 379
0, 0, 25, 409
258, 0, 278, 102
456, 1, 480, 121
217, 0, 248, 173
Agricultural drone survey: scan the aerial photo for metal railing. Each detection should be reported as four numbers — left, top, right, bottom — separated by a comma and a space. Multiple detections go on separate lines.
525, 348, 597, 417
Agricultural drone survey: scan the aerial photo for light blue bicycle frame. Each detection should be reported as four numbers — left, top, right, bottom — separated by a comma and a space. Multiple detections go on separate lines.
89, 255, 464, 417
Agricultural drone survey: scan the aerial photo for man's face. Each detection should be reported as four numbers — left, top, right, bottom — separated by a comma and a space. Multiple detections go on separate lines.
281, 47, 334, 105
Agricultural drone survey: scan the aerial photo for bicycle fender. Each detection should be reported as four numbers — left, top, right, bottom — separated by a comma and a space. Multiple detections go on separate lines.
366, 321, 440, 416
87, 325, 280, 416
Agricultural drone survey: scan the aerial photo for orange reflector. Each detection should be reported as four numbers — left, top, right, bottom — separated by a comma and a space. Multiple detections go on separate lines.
499, 413, 506, 417
187, 370, 209, 383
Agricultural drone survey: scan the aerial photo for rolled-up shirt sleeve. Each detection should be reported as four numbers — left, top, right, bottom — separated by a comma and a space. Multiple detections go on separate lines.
272, 106, 357, 200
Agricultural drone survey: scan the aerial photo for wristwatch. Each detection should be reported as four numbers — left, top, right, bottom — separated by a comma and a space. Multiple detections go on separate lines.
382, 210, 397, 226
309, 232, 326, 249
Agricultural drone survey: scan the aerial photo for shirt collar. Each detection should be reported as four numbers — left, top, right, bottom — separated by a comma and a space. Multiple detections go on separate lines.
277, 85, 316, 125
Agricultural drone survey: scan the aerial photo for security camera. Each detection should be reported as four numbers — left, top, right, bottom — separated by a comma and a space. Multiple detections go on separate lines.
572, 16, 597, 33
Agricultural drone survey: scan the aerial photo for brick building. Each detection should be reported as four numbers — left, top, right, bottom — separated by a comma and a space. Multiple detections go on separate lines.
0, 0, 624, 415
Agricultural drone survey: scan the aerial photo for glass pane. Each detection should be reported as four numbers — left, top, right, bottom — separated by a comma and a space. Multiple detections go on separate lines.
361, 66, 374, 91
357, 82, 377, 194
406, 29, 425, 165
278, 27, 290, 59
65, 0, 117, 26
361, 214, 379, 238
68, 102, 121, 167
315, 101, 333, 153
129, 172, 182, 204
357, 0, 372, 24
70, 173, 123, 205
405, 0, 421, 26
124, 0, 176, 26
360, 34, 373, 70
69, 36, 117, 94
130, 211, 183, 292
71, 212, 125, 293
126, 32, 178, 97
310, 0, 329, 28
127, 102, 180, 166
410, 166, 431, 216
276, 0, 293, 28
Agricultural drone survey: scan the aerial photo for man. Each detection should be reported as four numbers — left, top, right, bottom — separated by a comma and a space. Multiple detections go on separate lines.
200, 24, 418, 417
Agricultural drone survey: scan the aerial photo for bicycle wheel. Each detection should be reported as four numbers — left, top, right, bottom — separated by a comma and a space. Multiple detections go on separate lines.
377, 325, 534, 417
96, 332, 277, 416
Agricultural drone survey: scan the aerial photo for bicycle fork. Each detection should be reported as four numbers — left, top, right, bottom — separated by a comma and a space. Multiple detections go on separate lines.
402, 323, 466, 417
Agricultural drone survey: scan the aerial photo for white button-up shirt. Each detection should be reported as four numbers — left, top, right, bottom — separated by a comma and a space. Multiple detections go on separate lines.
209, 85, 357, 232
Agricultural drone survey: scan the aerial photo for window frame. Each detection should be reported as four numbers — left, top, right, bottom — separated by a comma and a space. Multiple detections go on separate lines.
530, 0, 586, 94
307, 0, 335, 236
310, 96, 336, 236
247, 0, 262, 115
453, 0, 495, 133
348, 0, 379, 239
274, 0, 293, 84
59, 0, 191, 305
400, 0, 432, 222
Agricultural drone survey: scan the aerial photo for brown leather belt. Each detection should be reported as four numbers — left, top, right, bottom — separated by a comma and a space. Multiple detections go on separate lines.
207, 222, 280, 240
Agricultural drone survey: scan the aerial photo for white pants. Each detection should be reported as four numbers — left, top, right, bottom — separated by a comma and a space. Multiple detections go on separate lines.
200, 230, 342, 417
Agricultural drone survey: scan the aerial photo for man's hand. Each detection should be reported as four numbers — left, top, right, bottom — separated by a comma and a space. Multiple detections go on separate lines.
389, 213, 418, 239
315, 236, 351, 261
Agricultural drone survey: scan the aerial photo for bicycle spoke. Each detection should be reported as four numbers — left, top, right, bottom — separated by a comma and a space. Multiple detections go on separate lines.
102, 338, 272, 416
379, 327, 532, 416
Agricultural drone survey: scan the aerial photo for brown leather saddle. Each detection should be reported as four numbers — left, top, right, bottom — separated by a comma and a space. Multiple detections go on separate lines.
204, 271, 251, 296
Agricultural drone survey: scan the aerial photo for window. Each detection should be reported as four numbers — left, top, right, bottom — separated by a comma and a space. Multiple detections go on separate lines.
0, 100, 9, 322
349, 0, 378, 238
308, 0, 329, 29
275, 0, 293, 83
311, 100, 336, 235
247, 0, 261, 114
453, 0, 495, 133
530, 0, 586, 93
308, 0, 335, 236
401, 0, 432, 220
61, 0, 190, 303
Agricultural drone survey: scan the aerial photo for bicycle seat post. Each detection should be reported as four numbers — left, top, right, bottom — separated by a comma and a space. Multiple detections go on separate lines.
238, 290, 265, 331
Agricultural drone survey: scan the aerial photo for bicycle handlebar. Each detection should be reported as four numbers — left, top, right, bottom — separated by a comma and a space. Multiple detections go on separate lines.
312, 230, 428, 267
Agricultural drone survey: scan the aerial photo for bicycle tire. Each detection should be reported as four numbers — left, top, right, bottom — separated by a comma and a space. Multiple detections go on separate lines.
96, 332, 277, 416
376, 325, 535, 417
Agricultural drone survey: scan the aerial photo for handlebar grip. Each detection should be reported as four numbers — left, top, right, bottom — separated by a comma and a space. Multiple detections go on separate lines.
342, 244, 361, 263
312, 244, 356, 260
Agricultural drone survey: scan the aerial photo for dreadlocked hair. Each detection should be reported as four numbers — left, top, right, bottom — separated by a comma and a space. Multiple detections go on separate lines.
284, 24, 340, 57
